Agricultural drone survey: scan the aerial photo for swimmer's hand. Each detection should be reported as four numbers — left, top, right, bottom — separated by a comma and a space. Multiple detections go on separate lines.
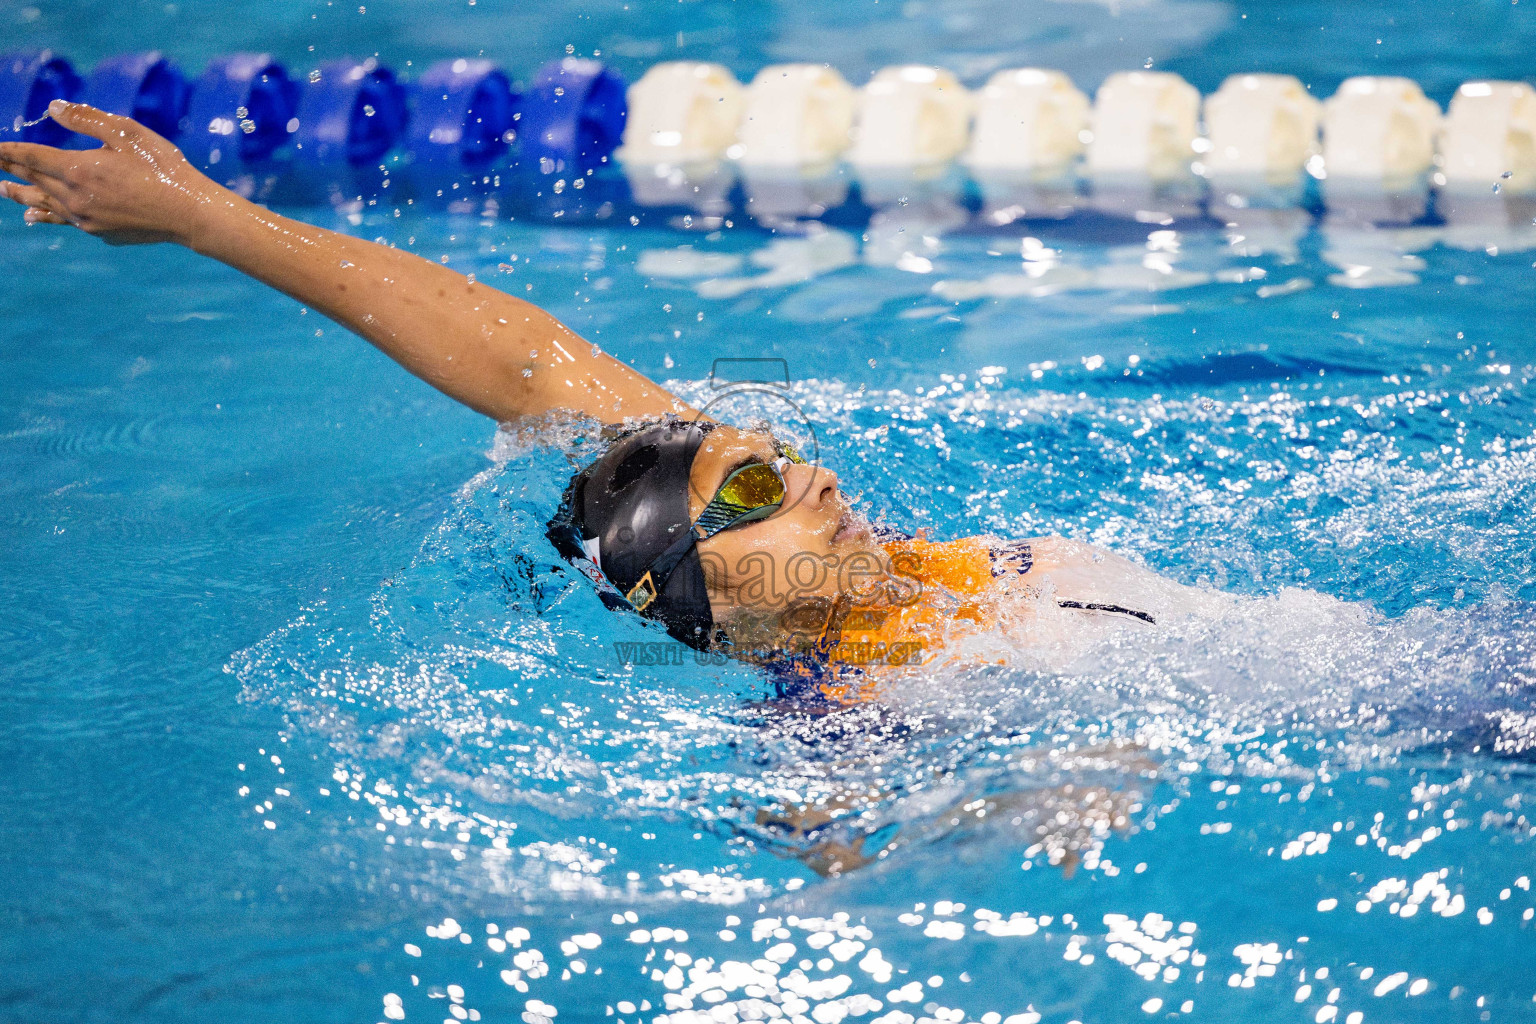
0, 101, 214, 246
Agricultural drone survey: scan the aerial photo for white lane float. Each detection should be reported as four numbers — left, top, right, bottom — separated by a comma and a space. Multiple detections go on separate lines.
848, 65, 973, 172
734, 64, 856, 169
963, 68, 1089, 178
1437, 81, 1536, 249
1320, 76, 1441, 183
618, 61, 742, 211
1086, 71, 1200, 181
1439, 80, 1536, 194
963, 68, 1088, 220
732, 64, 855, 223
618, 61, 744, 165
1203, 73, 1321, 185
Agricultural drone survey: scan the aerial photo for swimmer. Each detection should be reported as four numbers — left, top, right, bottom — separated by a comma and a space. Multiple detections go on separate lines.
1, 102, 1209, 687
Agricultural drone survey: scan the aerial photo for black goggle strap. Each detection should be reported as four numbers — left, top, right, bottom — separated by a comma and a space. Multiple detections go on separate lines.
624, 524, 703, 613
694, 497, 775, 537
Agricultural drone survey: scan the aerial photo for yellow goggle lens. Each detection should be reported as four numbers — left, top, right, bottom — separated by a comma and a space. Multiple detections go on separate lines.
716, 462, 787, 508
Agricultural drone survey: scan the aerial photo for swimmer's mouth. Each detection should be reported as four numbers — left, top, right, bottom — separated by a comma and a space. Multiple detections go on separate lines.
831, 505, 871, 545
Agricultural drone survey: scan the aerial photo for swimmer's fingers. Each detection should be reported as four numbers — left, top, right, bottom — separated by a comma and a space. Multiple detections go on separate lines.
0, 181, 74, 227
23, 207, 71, 226
4, 110, 212, 245
0, 141, 76, 182
46, 100, 149, 150
0, 179, 54, 208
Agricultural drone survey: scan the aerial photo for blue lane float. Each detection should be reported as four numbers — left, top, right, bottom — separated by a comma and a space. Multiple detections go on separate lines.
0, 50, 82, 146
291, 59, 406, 166
406, 58, 517, 169
85, 53, 188, 141
181, 53, 299, 169
516, 57, 626, 175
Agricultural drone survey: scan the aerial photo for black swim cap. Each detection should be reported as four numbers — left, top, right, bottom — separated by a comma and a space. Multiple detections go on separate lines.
547, 419, 719, 650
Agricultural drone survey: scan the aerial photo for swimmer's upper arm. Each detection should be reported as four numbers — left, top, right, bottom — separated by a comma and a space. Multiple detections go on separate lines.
0, 103, 694, 425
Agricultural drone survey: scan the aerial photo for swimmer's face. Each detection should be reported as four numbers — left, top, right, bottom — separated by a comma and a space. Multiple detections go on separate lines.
687, 424, 883, 623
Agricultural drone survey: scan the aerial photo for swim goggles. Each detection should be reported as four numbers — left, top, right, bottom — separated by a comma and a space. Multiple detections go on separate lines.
694, 446, 805, 538
625, 439, 806, 611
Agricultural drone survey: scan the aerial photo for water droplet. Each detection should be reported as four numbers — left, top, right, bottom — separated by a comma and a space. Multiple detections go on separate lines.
529, 350, 539, 359
239, 118, 256, 134
629, 215, 640, 226
235, 106, 248, 119
1493, 183, 1502, 194
308, 69, 322, 83
565, 44, 575, 54
363, 104, 376, 117
1144, 58, 1154, 69
554, 86, 566, 97
590, 344, 601, 357
1502, 170, 1514, 178
522, 367, 533, 378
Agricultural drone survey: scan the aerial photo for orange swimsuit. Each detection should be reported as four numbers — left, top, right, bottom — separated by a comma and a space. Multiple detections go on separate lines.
766, 536, 1154, 702
815, 535, 1031, 672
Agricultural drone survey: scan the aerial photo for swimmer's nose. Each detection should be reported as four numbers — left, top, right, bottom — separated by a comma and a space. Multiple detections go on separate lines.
785, 462, 838, 511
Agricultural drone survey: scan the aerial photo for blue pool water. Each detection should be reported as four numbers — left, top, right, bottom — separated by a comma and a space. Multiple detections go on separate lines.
5, 1, 1536, 1022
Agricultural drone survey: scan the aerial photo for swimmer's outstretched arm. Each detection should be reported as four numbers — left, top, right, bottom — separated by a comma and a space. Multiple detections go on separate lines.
0, 101, 692, 424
